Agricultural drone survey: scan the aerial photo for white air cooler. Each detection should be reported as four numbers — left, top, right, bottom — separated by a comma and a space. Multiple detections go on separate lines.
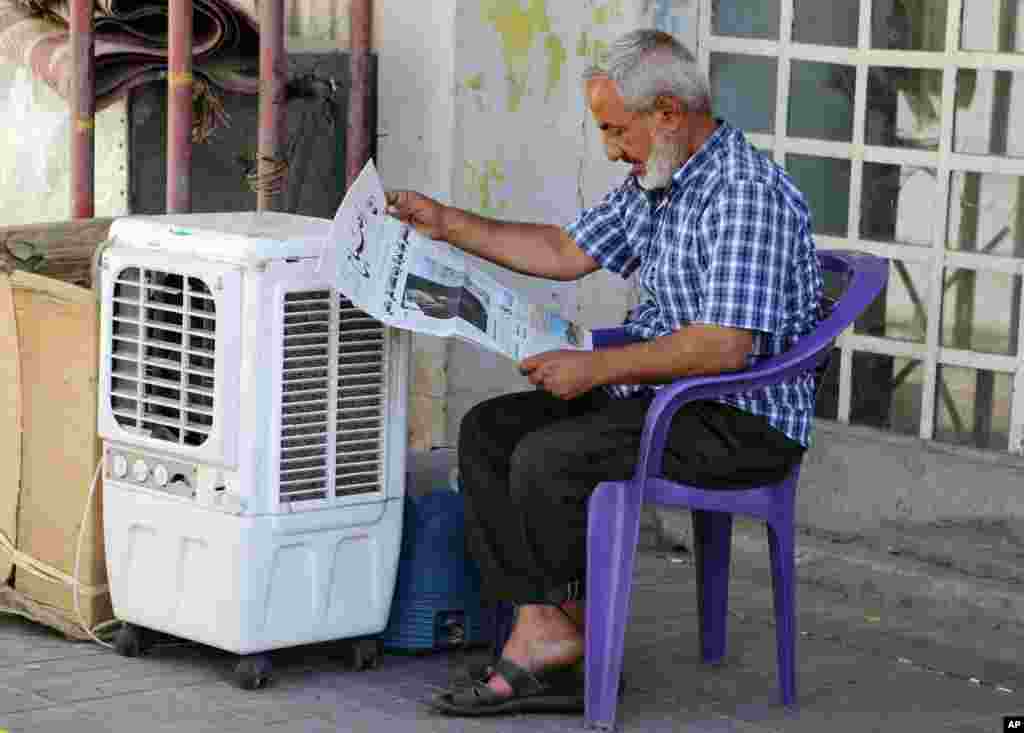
96, 211, 409, 657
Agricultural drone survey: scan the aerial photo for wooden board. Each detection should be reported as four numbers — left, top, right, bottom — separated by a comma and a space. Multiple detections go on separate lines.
0, 218, 113, 289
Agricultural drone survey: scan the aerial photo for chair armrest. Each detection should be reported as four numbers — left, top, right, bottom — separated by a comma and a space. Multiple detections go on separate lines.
592, 326, 645, 349
633, 343, 831, 483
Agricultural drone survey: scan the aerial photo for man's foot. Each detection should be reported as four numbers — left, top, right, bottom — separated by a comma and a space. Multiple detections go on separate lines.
429, 602, 586, 717
486, 602, 584, 698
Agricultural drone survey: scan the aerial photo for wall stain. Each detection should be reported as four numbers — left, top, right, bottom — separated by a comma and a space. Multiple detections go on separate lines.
464, 160, 508, 217
480, 0, 566, 111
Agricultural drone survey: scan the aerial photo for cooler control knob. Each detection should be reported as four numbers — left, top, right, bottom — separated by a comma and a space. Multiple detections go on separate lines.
131, 459, 149, 483
111, 454, 128, 478
152, 464, 169, 487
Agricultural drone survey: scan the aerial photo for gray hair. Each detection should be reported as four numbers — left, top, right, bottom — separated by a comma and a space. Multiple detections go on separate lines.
583, 29, 711, 114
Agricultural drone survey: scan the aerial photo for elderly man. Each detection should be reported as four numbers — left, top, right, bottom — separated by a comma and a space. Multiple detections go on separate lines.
387, 29, 822, 716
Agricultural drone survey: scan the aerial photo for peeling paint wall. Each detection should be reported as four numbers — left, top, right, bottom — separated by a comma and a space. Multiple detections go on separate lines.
445, 0, 699, 441
375, 0, 460, 451
0, 65, 128, 225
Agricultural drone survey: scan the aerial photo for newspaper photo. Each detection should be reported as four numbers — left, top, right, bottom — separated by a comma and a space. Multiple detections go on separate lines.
325, 161, 592, 362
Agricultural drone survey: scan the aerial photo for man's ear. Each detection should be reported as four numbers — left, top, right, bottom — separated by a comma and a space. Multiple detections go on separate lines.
652, 94, 685, 126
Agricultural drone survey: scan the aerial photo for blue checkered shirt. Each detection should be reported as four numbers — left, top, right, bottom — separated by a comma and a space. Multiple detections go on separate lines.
566, 122, 823, 446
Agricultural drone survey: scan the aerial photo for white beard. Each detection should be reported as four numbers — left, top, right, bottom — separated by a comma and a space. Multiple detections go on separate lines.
638, 134, 686, 191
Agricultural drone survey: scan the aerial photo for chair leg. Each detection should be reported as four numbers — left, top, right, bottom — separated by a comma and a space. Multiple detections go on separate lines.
692, 510, 732, 664
766, 520, 797, 707
584, 481, 642, 732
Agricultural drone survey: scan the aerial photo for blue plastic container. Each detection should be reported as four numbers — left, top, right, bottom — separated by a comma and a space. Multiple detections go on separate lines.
380, 489, 490, 653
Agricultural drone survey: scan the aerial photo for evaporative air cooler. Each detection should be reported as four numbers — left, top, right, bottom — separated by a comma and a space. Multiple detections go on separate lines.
96, 211, 410, 688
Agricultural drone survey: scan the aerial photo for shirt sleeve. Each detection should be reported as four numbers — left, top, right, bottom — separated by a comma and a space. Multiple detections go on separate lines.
695, 180, 793, 335
564, 183, 641, 279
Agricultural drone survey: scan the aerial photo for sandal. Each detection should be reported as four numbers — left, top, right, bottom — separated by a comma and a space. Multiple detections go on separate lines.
430, 657, 584, 716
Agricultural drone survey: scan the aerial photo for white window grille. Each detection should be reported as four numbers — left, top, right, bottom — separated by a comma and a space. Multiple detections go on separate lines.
700, 0, 1024, 453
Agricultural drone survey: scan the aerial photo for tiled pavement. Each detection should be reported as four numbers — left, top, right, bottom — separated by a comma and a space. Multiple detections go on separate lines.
1, 546, 1022, 733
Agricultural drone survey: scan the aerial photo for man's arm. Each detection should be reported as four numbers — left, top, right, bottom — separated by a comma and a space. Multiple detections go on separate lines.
521, 324, 753, 401
596, 324, 753, 384
386, 190, 600, 281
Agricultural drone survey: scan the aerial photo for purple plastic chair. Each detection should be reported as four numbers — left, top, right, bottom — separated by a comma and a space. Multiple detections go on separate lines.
583, 250, 888, 730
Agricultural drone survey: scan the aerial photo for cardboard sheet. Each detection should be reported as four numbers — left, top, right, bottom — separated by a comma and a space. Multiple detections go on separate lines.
0, 273, 21, 585
1, 271, 111, 631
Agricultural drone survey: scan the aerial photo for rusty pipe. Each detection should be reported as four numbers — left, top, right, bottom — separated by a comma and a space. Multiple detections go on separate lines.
70, 0, 94, 219
167, 0, 193, 213
257, 0, 286, 211
346, 0, 372, 189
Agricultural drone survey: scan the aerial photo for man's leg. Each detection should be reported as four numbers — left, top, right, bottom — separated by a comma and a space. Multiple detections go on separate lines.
452, 395, 805, 709
460, 392, 654, 697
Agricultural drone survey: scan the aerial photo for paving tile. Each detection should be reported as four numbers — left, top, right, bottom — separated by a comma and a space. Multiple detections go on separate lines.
0, 684, 53, 716
0, 705, 112, 733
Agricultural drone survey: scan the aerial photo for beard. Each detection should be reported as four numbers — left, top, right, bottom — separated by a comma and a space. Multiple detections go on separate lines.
638, 133, 687, 191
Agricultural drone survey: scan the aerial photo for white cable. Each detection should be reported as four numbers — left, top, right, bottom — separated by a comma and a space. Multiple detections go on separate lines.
72, 459, 118, 648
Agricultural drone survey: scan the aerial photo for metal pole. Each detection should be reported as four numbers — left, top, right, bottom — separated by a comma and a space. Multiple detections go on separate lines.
167, 0, 193, 213
70, 0, 94, 219
258, 0, 286, 211
346, 0, 372, 189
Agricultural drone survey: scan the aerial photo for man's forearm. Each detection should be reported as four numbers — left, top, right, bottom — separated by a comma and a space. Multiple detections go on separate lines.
594, 324, 752, 387
440, 206, 577, 281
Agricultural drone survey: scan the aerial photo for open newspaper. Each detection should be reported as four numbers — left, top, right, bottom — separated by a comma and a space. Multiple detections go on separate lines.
321, 161, 592, 361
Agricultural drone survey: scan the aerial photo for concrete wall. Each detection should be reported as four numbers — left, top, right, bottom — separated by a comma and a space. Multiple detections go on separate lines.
444, 0, 700, 440
0, 65, 128, 225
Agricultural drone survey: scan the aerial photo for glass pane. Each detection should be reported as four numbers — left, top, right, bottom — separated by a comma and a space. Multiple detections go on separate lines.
872, 0, 948, 51
710, 53, 777, 134
934, 365, 1012, 451
960, 0, 1023, 53
785, 155, 850, 236
866, 67, 944, 149
854, 259, 930, 343
953, 69, 1024, 158
848, 354, 923, 436
793, 0, 860, 47
941, 268, 1023, 355
787, 60, 855, 142
860, 163, 939, 246
947, 172, 1024, 259
712, 0, 780, 39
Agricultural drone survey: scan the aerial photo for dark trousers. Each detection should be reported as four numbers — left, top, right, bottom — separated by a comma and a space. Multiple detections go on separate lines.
457, 389, 805, 605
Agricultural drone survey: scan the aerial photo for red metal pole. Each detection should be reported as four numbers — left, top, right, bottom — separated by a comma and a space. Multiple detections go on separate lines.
258, 0, 286, 212
70, 0, 94, 219
167, 0, 193, 213
347, 0, 372, 189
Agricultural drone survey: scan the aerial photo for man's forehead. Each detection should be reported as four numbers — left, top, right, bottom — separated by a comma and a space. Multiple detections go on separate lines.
586, 77, 632, 124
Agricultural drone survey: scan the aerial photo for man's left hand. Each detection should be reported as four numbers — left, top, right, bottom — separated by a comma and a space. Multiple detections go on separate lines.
519, 350, 605, 401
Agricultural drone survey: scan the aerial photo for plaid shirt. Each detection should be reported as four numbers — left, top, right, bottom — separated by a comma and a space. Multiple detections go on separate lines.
566, 122, 823, 446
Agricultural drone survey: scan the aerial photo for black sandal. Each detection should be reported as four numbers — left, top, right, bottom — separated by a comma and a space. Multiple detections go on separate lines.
430, 657, 585, 716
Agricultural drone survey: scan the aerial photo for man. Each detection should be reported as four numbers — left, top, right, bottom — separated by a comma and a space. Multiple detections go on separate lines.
386, 29, 823, 716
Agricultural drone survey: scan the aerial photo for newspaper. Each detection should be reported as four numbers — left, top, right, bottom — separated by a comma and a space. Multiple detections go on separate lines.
321, 161, 592, 362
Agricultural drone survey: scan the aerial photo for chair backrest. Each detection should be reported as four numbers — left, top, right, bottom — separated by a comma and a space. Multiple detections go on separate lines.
791, 250, 889, 381
630, 250, 888, 488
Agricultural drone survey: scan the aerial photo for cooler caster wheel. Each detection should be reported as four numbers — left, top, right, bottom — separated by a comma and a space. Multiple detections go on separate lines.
235, 654, 273, 690
346, 639, 381, 671
113, 623, 152, 657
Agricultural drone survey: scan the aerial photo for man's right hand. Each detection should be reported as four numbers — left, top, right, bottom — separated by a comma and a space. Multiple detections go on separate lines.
385, 190, 447, 241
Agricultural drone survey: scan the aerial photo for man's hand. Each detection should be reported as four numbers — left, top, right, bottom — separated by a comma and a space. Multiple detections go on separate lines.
519, 350, 605, 401
385, 190, 447, 240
